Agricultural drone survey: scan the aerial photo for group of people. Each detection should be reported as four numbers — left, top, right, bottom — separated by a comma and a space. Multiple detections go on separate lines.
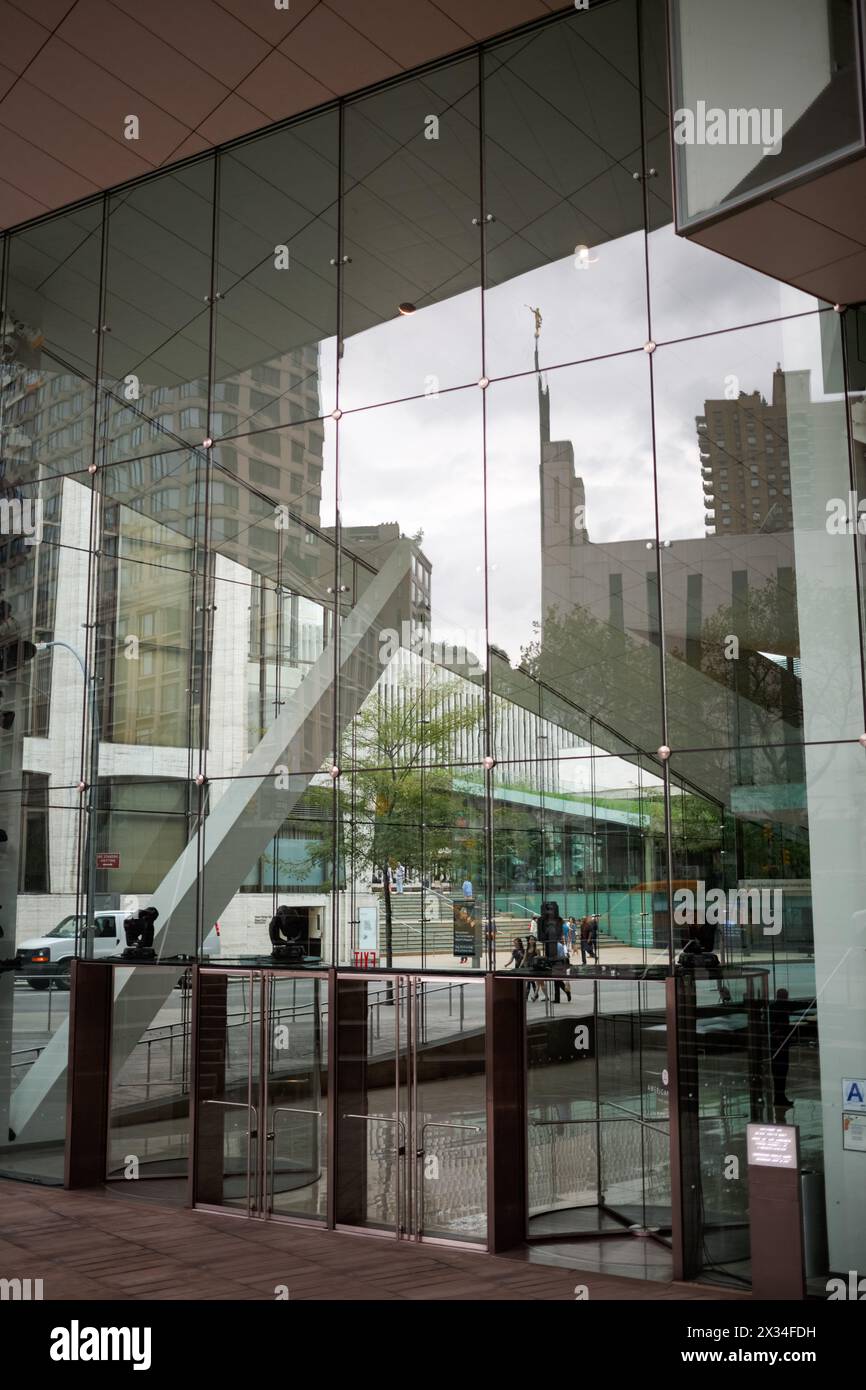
503, 911, 602, 1002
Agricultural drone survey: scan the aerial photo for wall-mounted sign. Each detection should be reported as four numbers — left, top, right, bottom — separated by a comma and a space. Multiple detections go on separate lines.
843, 1113, 866, 1152
842, 1078, 866, 1111
747, 1123, 798, 1169
96, 852, 120, 869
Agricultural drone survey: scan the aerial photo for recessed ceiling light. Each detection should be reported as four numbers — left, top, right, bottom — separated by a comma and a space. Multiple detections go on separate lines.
398, 302, 417, 315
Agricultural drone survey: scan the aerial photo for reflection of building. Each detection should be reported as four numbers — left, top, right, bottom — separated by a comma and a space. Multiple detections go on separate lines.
701, 367, 796, 535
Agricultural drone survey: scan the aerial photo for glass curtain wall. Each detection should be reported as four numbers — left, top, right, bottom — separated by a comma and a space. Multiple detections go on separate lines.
0, 0, 864, 1292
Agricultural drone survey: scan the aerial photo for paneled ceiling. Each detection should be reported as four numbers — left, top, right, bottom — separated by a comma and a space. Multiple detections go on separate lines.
0, 0, 571, 231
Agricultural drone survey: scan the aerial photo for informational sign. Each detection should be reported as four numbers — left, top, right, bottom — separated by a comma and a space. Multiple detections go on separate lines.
453, 900, 477, 958
747, 1123, 798, 1169
96, 852, 120, 869
842, 1078, 866, 1111
843, 1113, 866, 1152
358, 905, 378, 954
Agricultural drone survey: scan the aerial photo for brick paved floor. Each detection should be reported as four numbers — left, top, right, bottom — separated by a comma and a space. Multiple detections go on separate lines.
0, 1179, 748, 1302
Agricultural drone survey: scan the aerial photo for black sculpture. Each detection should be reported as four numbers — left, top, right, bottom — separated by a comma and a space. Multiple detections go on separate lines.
268, 904, 305, 962
122, 906, 158, 961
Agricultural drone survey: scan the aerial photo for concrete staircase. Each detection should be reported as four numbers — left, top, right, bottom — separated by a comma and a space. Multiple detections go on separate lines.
375, 890, 532, 955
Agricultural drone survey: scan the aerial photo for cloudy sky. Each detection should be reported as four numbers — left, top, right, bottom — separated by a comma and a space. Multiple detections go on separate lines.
321, 222, 837, 668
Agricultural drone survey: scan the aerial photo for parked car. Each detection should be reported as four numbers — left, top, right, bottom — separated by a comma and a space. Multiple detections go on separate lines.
16, 912, 220, 989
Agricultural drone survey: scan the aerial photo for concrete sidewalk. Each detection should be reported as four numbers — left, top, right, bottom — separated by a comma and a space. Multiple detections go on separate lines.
0, 1179, 747, 1302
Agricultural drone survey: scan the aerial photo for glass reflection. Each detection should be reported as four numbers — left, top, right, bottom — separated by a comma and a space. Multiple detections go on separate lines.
484, 2, 646, 379
654, 311, 864, 750
340, 58, 481, 409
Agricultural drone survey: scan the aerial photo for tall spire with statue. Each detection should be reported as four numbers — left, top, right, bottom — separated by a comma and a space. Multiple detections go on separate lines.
527, 305, 550, 447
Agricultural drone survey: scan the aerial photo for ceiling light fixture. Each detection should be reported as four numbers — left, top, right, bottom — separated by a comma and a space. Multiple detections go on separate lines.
398, 302, 417, 315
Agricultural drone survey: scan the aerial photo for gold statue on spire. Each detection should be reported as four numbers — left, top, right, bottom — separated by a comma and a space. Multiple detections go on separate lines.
526, 304, 542, 339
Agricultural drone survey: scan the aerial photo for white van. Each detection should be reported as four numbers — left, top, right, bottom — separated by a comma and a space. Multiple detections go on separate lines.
16, 912, 220, 989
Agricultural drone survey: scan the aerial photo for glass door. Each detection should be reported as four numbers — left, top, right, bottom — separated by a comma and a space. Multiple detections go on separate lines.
526, 972, 673, 1248
335, 974, 487, 1246
193, 969, 328, 1222
266, 973, 328, 1221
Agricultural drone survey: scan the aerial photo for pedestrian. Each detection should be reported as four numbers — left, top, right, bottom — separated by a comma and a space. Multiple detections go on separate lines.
553, 937, 572, 1002
590, 914, 600, 958
462, 876, 473, 898
505, 936, 526, 970
579, 916, 597, 965
770, 987, 794, 1109
395, 863, 405, 894
524, 936, 547, 1001
566, 916, 578, 953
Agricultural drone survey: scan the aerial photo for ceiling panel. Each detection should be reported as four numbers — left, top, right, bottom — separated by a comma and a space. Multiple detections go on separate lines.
0, 0, 569, 231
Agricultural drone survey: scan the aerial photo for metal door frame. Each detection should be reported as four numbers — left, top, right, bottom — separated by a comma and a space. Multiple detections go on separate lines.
335, 971, 488, 1249
191, 966, 329, 1225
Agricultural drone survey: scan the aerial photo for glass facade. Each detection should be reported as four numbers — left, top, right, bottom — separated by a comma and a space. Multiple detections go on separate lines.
1, 0, 865, 1288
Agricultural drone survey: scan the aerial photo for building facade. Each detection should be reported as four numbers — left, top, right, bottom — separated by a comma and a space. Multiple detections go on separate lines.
1, 0, 865, 1293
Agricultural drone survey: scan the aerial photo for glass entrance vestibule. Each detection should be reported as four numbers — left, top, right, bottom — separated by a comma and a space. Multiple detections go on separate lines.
77, 960, 773, 1278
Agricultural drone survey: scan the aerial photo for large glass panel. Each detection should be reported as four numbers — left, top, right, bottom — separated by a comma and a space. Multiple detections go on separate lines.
487, 353, 662, 759
337, 389, 486, 767
669, 0, 862, 227
96, 458, 198, 749
101, 160, 215, 464
337, 771, 486, 971
0, 781, 86, 1183
214, 110, 338, 434
340, 58, 482, 410
108, 964, 191, 1194
483, 1, 646, 380
667, 739, 866, 1286
201, 776, 334, 965
654, 311, 865, 753
1, 203, 102, 484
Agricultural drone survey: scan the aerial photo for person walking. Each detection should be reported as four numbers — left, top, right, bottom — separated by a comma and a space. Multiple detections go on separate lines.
462, 877, 473, 898
524, 936, 547, 1001
770, 987, 795, 1109
504, 936, 526, 970
395, 863, 405, 894
579, 916, 597, 965
553, 937, 572, 1003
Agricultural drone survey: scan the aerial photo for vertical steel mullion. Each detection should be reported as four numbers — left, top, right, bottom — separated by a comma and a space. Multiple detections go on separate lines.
330, 100, 345, 971
394, 975, 402, 1238
410, 977, 420, 1239
260, 972, 271, 1218
192, 154, 221, 962
75, 194, 110, 947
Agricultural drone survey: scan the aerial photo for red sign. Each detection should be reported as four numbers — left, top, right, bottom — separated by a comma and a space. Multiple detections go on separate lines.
353, 950, 377, 969
96, 852, 120, 869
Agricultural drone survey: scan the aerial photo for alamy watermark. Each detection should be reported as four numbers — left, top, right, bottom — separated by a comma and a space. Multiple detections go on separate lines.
1, 1276, 43, 1300
378, 621, 484, 676
673, 101, 782, 156
673, 882, 782, 935
826, 1270, 866, 1299
0, 497, 42, 545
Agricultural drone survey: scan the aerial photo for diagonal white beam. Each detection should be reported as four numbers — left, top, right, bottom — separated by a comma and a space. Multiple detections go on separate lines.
10, 542, 411, 1142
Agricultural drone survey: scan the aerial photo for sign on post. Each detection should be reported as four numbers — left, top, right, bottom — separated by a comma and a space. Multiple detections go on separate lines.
746, 1123, 798, 1168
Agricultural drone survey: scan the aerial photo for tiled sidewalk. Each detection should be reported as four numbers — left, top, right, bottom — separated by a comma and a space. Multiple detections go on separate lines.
0, 1179, 746, 1302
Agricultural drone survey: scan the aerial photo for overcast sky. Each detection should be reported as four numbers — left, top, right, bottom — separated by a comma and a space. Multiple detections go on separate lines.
321, 222, 836, 668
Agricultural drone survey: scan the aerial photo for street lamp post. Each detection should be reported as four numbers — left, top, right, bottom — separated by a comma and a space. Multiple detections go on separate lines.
35, 640, 100, 960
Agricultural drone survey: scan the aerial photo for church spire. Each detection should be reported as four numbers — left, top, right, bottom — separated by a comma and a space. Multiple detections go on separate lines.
527, 304, 549, 447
